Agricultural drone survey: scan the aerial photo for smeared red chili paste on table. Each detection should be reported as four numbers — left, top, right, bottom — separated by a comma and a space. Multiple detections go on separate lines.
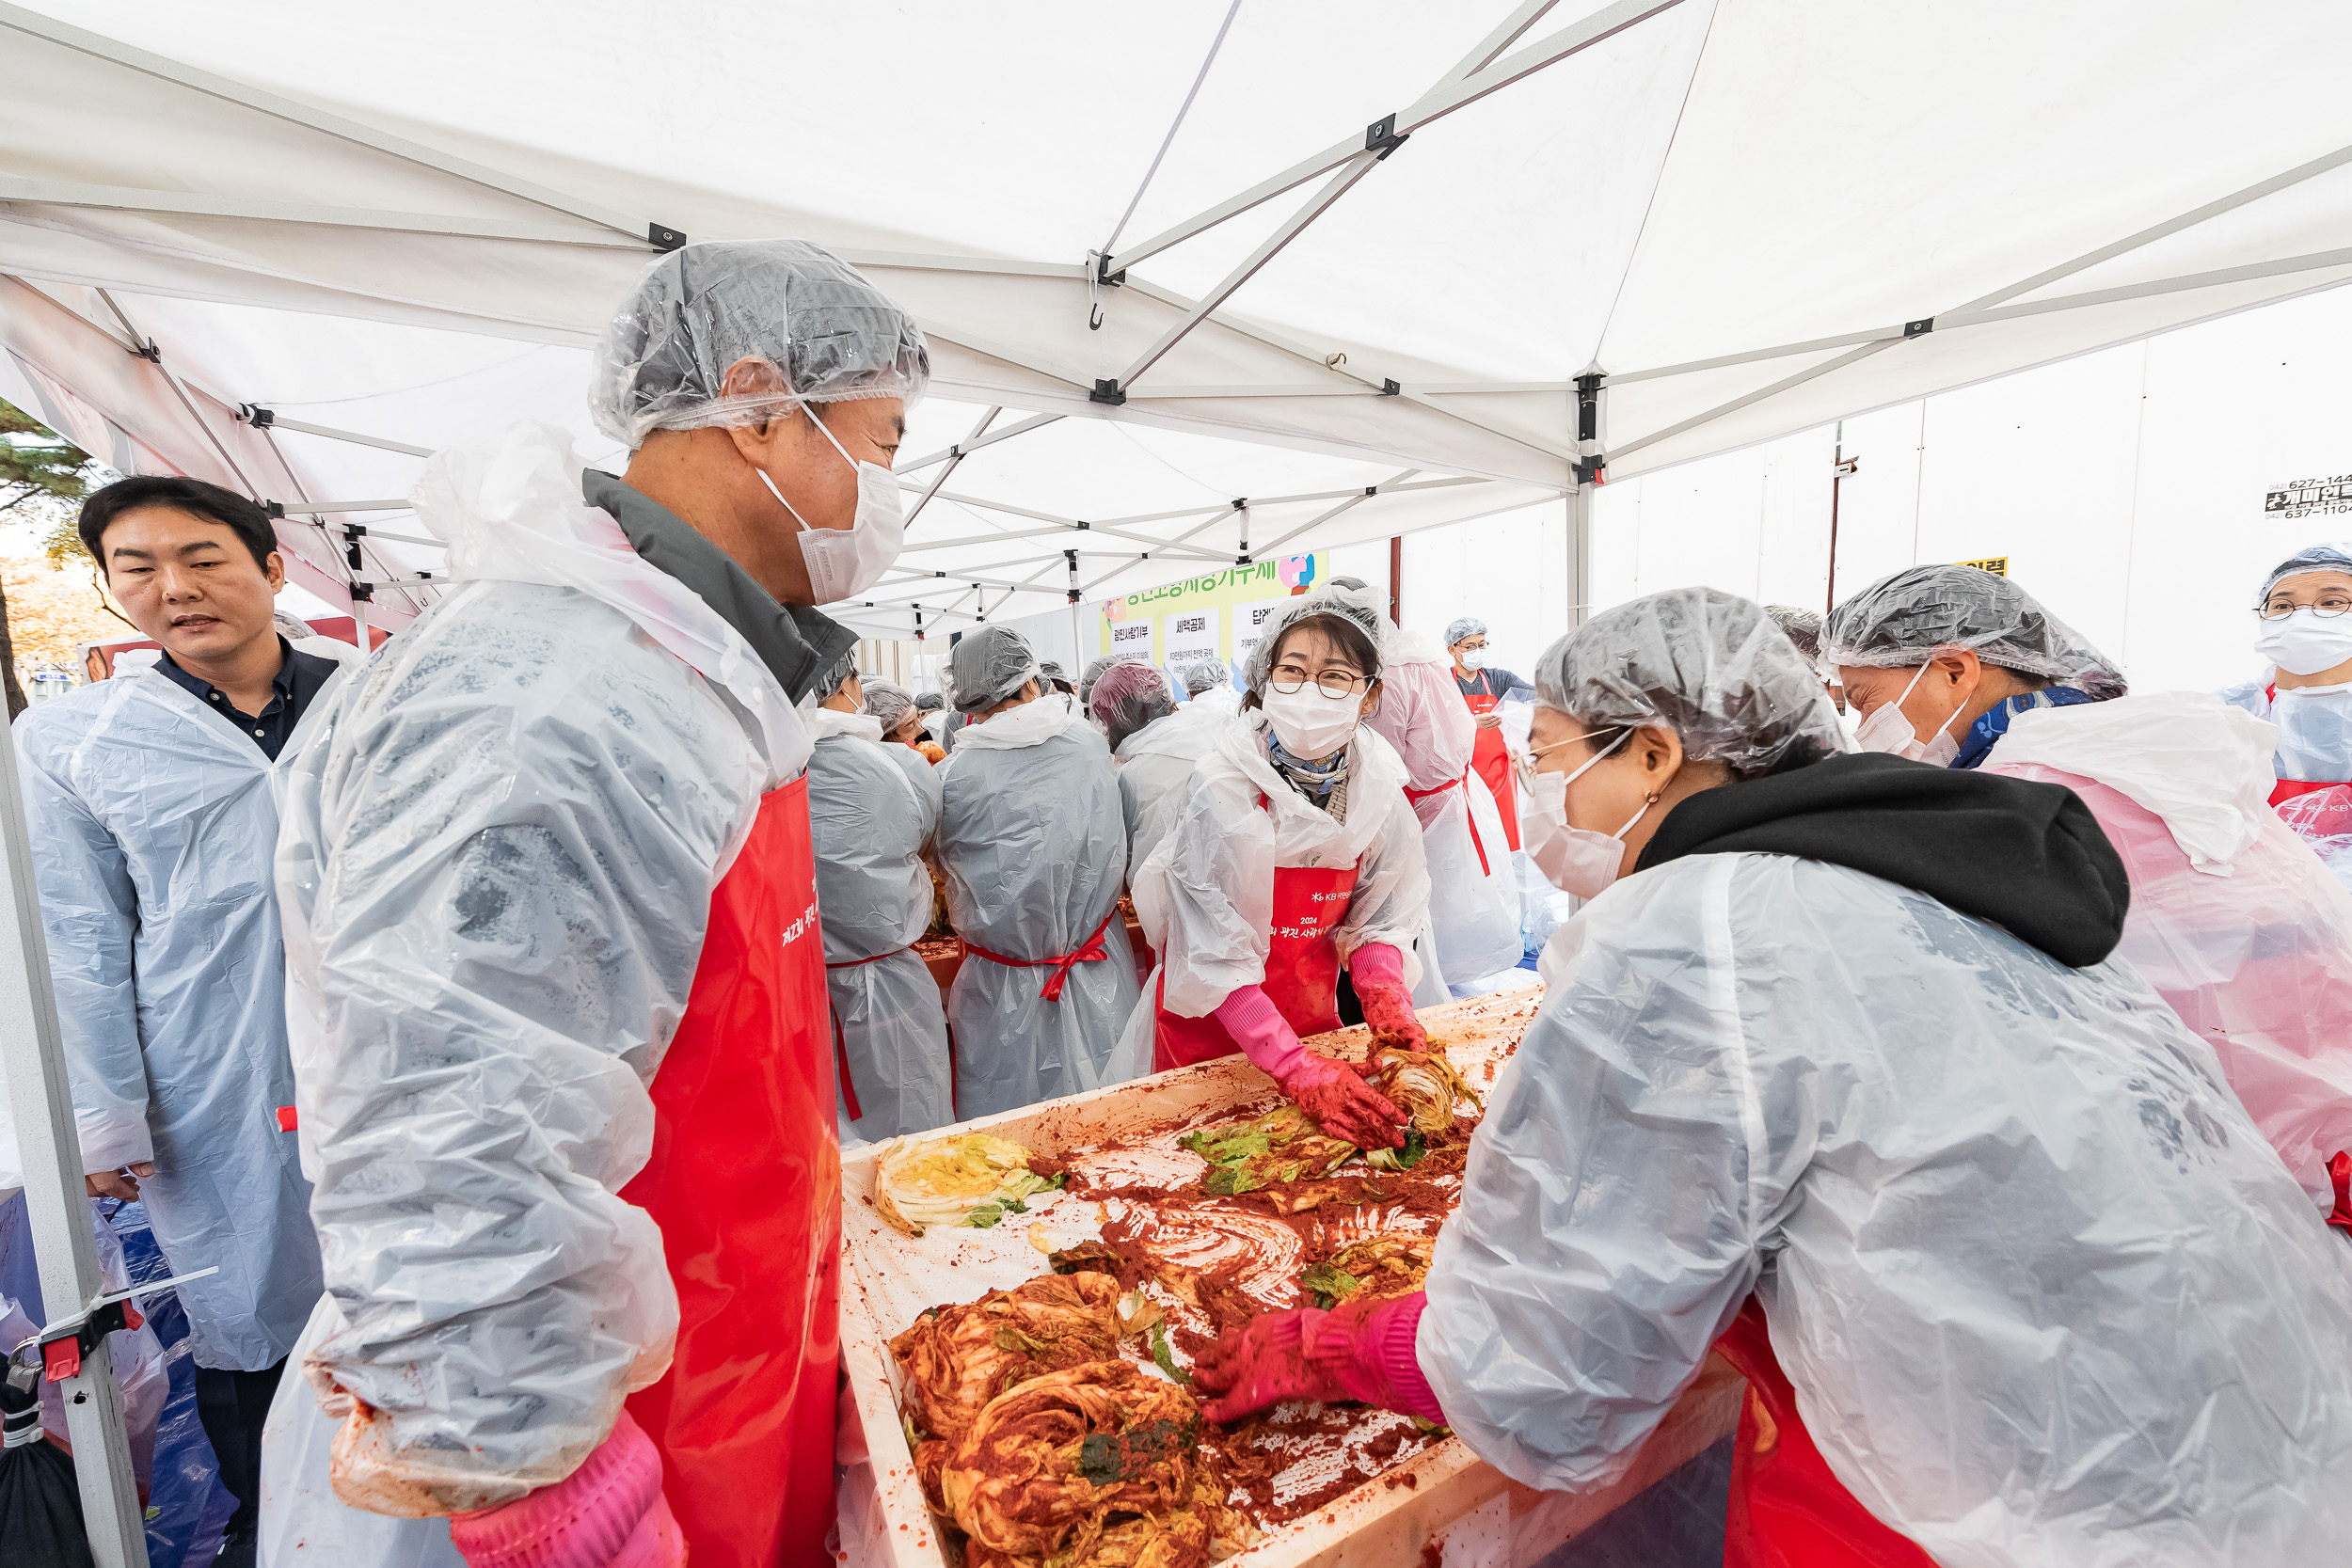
884, 1010, 1534, 1554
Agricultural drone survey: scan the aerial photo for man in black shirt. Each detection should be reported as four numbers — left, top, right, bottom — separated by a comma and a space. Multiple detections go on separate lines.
15, 476, 346, 1568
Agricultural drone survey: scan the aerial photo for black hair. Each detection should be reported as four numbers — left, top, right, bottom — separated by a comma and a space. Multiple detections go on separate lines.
77, 476, 278, 575
1243, 611, 1382, 712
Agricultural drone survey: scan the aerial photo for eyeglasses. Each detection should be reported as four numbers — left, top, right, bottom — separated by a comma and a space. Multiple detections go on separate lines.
2258, 598, 2352, 619
1268, 667, 1369, 699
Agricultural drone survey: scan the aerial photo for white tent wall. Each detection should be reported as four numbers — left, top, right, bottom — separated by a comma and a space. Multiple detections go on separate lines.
1583, 281, 2352, 695
1396, 502, 1573, 679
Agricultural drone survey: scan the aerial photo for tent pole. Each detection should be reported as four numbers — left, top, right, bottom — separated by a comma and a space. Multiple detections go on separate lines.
1570, 370, 1605, 626
0, 717, 151, 1567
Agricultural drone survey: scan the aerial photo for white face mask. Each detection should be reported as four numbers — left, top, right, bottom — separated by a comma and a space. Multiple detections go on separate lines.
2256, 608, 2352, 678
1852, 662, 1962, 768
755, 409, 905, 604
1260, 684, 1362, 758
1524, 729, 1656, 898
1458, 649, 1488, 671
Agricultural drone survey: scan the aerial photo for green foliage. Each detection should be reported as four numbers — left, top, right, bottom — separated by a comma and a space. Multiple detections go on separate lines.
0, 400, 93, 517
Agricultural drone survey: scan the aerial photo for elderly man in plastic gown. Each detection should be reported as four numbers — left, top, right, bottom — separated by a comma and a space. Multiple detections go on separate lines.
934, 626, 1142, 1116
1199, 586, 2352, 1568
16, 475, 346, 1566
259, 241, 929, 1568
1825, 564, 2352, 1225
805, 652, 954, 1143
2220, 544, 2352, 868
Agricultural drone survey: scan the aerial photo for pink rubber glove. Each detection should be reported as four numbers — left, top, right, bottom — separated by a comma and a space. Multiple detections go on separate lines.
1348, 942, 1428, 1051
449, 1412, 685, 1568
1216, 986, 1404, 1148
1195, 1291, 1444, 1425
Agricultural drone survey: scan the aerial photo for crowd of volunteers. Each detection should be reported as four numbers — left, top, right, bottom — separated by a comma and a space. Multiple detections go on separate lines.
5, 235, 2349, 1568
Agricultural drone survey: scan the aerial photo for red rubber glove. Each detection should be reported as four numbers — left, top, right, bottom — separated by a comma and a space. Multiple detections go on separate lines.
1195, 1291, 1444, 1425
1348, 942, 1427, 1051
1215, 986, 1404, 1148
449, 1412, 685, 1568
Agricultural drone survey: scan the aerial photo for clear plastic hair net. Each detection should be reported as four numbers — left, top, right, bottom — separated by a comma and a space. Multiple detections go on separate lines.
1537, 587, 1847, 776
2261, 542, 2352, 602
1241, 594, 1384, 693
862, 676, 916, 732
1823, 565, 2127, 699
1077, 656, 1118, 705
916, 691, 945, 713
1090, 661, 1175, 751
1444, 617, 1486, 648
816, 648, 860, 701
588, 239, 930, 450
1762, 604, 1825, 669
1039, 659, 1073, 693
1181, 660, 1229, 697
948, 626, 1041, 714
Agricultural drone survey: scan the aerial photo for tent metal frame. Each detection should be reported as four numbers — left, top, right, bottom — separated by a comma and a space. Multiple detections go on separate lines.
10, 4, 2352, 1549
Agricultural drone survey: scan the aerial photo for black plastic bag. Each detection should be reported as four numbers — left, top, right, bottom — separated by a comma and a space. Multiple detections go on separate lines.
0, 1366, 98, 1568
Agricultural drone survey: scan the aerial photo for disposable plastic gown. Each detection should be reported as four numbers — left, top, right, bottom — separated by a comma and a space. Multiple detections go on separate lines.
805, 707, 951, 1143
1983, 691, 2352, 1206
1133, 708, 1430, 1019
1113, 705, 1231, 873
1423, 849, 2352, 1566
14, 662, 338, 1370
933, 697, 1140, 1117
273, 422, 809, 1511
1356, 619, 1520, 985
2221, 675, 2352, 783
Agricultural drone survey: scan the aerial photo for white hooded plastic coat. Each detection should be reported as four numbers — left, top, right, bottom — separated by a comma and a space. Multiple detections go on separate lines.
266, 423, 810, 1525
1131, 708, 1431, 1022
1113, 704, 1232, 874
1426, 848, 2352, 1567
805, 706, 952, 1143
1354, 619, 1523, 988
14, 658, 340, 1371
933, 695, 1140, 1117
1984, 690, 2352, 1207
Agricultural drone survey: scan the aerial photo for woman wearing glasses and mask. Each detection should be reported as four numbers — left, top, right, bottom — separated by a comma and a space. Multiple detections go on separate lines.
1126, 594, 1433, 1148
1198, 587, 2352, 1568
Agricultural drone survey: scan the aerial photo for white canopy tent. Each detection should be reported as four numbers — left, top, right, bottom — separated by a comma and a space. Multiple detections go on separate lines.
6, 0, 2352, 641
8, 2, 2352, 1560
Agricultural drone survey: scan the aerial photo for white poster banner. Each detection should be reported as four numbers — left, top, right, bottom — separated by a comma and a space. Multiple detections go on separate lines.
1232, 595, 1292, 674
1106, 617, 1154, 662
1163, 606, 1221, 670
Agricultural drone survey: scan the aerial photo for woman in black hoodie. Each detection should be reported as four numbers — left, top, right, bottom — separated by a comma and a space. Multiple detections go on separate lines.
1198, 587, 2352, 1568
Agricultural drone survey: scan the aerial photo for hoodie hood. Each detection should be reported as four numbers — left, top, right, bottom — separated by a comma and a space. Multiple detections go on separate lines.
1636, 751, 2129, 967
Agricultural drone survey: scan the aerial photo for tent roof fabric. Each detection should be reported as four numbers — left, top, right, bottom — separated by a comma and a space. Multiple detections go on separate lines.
6, 0, 2349, 634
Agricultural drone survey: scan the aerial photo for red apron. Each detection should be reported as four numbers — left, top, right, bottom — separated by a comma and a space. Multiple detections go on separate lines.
1460, 673, 1521, 851
622, 777, 839, 1568
1154, 797, 1360, 1069
1713, 1295, 1937, 1568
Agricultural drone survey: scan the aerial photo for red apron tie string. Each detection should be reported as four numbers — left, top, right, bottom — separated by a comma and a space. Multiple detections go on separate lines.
821, 945, 909, 1125
961, 907, 1120, 1002
1402, 769, 1491, 877
830, 1006, 864, 1124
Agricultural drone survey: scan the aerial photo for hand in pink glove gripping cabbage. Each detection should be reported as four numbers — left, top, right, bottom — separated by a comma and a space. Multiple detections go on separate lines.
1348, 942, 1428, 1052
1214, 985, 1405, 1148
1193, 1291, 1445, 1425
